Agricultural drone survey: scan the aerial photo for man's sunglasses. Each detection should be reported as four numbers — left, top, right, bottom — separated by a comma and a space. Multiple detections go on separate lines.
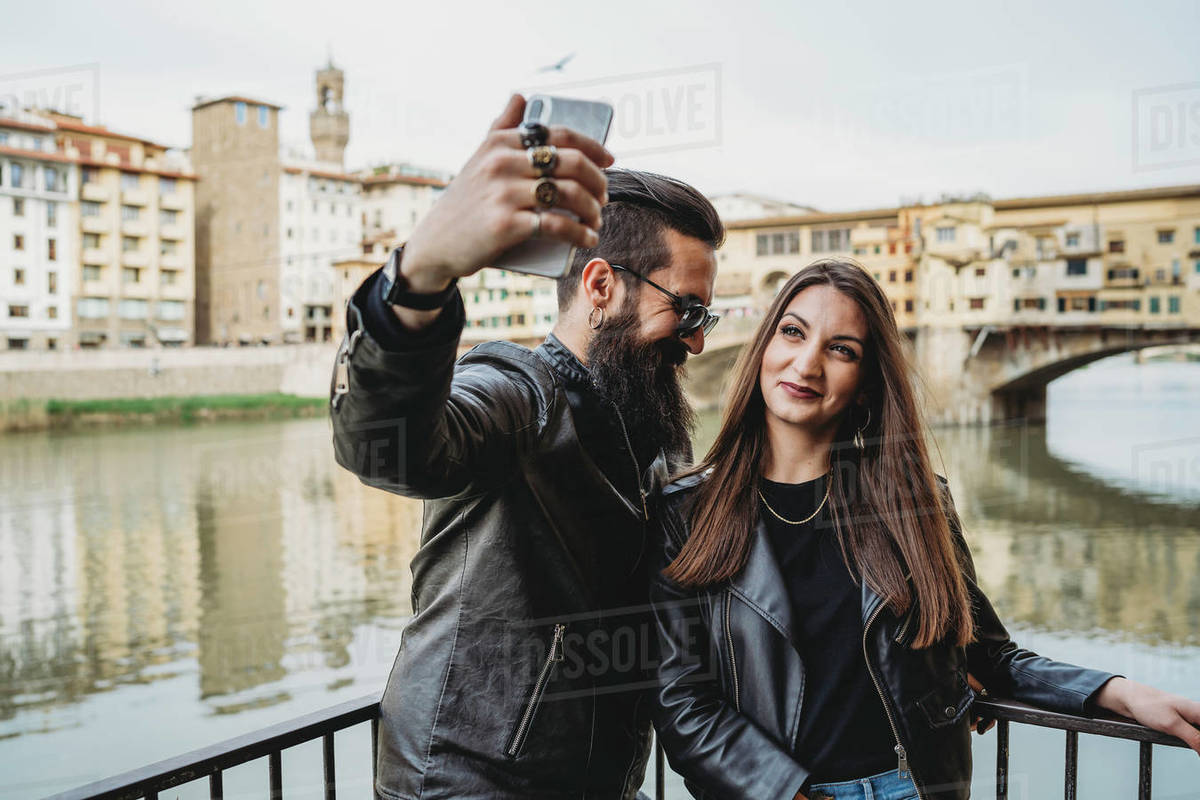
609, 264, 720, 339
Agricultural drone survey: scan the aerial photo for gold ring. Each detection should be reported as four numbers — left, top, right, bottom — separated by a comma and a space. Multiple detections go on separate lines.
534, 178, 558, 209
528, 145, 559, 177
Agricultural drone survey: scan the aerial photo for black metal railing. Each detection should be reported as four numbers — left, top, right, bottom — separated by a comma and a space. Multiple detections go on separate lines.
976, 697, 1191, 800
46, 695, 1191, 800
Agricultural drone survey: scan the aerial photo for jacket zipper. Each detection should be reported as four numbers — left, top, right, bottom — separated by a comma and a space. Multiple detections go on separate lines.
724, 590, 741, 711
893, 605, 915, 645
611, 405, 648, 520
506, 623, 566, 757
863, 602, 926, 800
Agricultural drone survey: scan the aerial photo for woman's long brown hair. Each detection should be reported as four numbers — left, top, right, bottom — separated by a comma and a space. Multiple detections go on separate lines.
663, 258, 975, 648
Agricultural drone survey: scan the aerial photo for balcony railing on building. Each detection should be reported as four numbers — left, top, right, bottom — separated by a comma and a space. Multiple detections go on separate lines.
46, 693, 1192, 800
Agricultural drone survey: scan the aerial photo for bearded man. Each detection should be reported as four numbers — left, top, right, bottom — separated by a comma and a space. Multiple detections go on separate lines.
330, 94, 723, 800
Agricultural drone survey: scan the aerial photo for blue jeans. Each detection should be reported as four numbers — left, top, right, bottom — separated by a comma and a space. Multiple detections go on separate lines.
807, 767, 920, 800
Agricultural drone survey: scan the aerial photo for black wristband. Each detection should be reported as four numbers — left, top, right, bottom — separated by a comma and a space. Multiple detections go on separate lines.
380, 245, 458, 310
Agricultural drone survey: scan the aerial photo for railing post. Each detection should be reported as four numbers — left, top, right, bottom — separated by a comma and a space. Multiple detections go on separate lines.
1138, 742, 1152, 800
1064, 730, 1077, 800
209, 771, 223, 800
323, 732, 336, 800
995, 719, 1009, 800
655, 738, 665, 800
269, 750, 283, 800
371, 716, 380, 787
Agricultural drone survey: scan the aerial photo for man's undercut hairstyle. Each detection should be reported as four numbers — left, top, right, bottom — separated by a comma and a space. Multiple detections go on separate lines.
556, 169, 725, 310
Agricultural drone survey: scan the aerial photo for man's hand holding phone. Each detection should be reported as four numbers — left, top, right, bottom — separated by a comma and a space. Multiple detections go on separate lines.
392, 94, 614, 330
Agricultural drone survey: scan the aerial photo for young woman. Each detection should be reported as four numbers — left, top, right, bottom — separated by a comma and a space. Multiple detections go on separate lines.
649, 259, 1200, 800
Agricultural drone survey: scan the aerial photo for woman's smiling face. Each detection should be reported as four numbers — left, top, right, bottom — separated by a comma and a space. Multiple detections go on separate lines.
758, 283, 870, 435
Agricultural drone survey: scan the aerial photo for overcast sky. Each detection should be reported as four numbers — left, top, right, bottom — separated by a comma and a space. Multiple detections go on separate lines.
2, 0, 1198, 211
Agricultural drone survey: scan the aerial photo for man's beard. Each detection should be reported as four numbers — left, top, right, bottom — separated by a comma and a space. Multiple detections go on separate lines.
586, 303, 695, 460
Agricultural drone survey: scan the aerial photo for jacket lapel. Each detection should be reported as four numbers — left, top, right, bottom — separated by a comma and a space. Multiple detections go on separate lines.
729, 517, 800, 651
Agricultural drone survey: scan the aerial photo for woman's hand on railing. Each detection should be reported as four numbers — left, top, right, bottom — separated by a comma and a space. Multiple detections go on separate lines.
968, 672, 997, 735
1094, 676, 1200, 756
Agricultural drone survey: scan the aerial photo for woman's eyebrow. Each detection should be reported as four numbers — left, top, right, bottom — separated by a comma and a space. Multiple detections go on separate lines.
782, 312, 865, 346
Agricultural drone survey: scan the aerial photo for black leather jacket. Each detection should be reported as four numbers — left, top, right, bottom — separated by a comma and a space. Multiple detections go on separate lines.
330, 273, 675, 800
649, 472, 1118, 800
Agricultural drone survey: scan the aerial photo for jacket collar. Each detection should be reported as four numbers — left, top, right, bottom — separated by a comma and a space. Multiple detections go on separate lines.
538, 332, 591, 386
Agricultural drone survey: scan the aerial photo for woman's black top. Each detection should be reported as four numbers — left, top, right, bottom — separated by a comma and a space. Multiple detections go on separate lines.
759, 475, 897, 785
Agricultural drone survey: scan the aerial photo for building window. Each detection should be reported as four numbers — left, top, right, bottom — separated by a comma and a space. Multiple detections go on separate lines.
1169, 296, 1181, 313
160, 208, 178, 226
1099, 299, 1140, 311
10, 163, 23, 188
47, 202, 57, 226
8, 304, 29, 318
14, 268, 25, 285
974, 267, 986, 277
886, 270, 896, 282
121, 204, 139, 221
811, 228, 850, 253
43, 166, 61, 192
756, 234, 768, 256
81, 167, 95, 184
83, 265, 101, 281
77, 297, 109, 319
969, 297, 985, 310
47, 272, 56, 293
120, 172, 140, 191
1108, 239, 1125, 253
1157, 229, 1175, 244
118, 298, 148, 319
83, 233, 100, 249
47, 306, 57, 319
157, 300, 185, 320
160, 239, 178, 256
1066, 258, 1088, 276
1149, 296, 1161, 314
47, 239, 55, 261
904, 299, 914, 312
13, 197, 24, 216
159, 176, 177, 195
122, 236, 139, 252
235, 101, 247, 125
7, 337, 29, 349
936, 226, 956, 243
122, 267, 141, 284
82, 201, 101, 217
1194, 227, 1200, 244
13, 234, 23, 251
1065, 232, 1079, 247
258, 105, 269, 128
160, 269, 178, 286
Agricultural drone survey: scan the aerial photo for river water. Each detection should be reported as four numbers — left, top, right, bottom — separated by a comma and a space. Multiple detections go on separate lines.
1, 354, 1198, 798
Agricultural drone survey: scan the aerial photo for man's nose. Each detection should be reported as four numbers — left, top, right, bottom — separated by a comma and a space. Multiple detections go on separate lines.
681, 327, 705, 355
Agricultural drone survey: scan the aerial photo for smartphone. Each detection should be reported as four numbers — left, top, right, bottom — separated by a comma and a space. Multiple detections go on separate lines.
492, 95, 614, 279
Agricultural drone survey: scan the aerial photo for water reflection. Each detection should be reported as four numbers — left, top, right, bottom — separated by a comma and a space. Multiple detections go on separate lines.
0, 359, 1197, 797
0, 420, 421, 741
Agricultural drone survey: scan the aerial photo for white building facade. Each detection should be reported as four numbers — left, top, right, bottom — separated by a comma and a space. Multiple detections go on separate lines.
0, 113, 77, 350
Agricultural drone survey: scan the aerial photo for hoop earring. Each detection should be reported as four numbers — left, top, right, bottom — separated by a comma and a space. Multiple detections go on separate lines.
853, 406, 872, 451
588, 306, 605, 330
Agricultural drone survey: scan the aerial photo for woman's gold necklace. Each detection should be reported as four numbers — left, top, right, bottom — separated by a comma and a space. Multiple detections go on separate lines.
758, 472, 832, 525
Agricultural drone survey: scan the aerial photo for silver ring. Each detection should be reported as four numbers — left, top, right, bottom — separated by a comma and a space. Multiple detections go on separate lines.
530, 210, 542, 239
